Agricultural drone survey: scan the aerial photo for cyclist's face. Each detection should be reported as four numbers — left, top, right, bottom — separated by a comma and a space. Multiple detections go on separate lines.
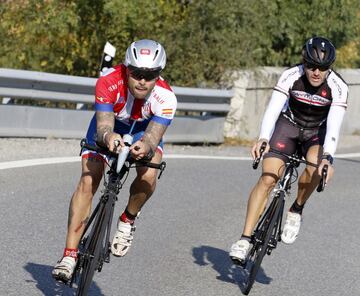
127, 68, 158, 99
304, 63, 329, 87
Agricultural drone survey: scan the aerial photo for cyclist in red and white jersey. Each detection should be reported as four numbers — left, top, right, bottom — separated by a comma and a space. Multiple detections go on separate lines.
53, 39, 177, 281
230, 36, 348, 264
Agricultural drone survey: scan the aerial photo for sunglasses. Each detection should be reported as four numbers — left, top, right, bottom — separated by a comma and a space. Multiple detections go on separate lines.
304, 62, 329, 72
128, 66, 161, 81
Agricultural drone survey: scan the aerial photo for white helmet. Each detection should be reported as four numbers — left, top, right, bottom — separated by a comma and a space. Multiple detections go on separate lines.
124, 39, 166, 71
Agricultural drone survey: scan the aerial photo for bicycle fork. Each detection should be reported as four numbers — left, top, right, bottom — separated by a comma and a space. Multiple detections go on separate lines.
267, 193, 285, 254
70, 186, 118, 286
250, 191, 286, 257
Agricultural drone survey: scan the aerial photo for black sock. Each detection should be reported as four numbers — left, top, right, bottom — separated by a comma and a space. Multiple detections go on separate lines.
240, 234, 252, 242
290, 200, 304, 215
124, 207, 137, 220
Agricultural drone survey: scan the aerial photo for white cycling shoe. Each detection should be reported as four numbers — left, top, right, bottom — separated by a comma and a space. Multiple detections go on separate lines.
111, 220, 136, 257
52, 256, 76, 282
281, 211, 302, 244
229, 239, 250, 265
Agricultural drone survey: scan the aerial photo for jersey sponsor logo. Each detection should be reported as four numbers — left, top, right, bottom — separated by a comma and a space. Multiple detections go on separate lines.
153, 92, 165, 104
140, 48, 151, 55
331, 77, 342, 97
108, 83, 118, 92
291, 90, 330, 106
280, 68, 298, 84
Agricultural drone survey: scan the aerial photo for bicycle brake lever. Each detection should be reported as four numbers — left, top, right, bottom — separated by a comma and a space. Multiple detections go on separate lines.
316, 165, 328, 192
158, 162, 166, 179
252, 158, 261, 170
252, 142, 267, 170
79, 138, 87, 156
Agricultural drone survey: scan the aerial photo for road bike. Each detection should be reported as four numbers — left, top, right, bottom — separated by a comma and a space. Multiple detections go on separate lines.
68, 122, 166, 295
240, 142, 328, 295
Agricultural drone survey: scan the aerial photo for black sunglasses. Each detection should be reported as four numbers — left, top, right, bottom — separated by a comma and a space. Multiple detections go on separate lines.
128, 66, 161, 81
304, 62, 329, 72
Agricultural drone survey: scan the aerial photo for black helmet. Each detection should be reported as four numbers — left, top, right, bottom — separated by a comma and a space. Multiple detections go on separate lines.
302, 37, 336, 68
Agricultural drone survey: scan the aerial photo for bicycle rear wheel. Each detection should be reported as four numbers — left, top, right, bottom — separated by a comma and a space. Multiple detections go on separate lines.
243, 194, 283, 295
76, 202, 108, 296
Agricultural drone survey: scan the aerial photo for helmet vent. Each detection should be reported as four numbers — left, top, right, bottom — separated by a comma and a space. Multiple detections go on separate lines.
133, 48, 138, 60
153, 49, 159, 61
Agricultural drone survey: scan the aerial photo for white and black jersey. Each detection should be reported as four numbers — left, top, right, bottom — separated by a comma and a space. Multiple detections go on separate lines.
274, 64, 348, 128
259, 64, 348, 156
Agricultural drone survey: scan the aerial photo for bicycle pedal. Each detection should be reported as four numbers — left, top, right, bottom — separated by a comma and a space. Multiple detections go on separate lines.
268, 242, 276, 249
230, 257, 246, 267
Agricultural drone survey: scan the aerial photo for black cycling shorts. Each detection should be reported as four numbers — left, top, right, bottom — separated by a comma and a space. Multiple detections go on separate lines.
264, 114, 326, 162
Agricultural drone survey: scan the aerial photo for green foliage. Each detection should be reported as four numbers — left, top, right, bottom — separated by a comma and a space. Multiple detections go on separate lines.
0, 0, 79, 73
0, 0, 359, 86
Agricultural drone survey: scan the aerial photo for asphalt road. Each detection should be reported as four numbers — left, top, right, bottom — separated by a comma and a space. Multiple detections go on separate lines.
1, 139, 360, 296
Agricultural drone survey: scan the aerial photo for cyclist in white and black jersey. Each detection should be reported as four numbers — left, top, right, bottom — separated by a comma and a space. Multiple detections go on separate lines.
230, 36, 348, 264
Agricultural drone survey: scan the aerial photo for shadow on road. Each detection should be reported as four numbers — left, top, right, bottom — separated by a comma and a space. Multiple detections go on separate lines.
24, 262, 103, 296
192, 245, 272, 291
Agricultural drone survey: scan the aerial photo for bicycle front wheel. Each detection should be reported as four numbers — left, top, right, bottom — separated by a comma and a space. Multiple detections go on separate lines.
76, 203, 108, 296
244, 194, 283, 295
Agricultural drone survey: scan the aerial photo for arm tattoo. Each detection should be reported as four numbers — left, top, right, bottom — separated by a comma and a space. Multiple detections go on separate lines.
96, 111, 115, 144
142, 121, 167, 152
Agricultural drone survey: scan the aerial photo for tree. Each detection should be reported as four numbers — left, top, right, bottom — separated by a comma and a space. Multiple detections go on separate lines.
0, 0, 80, 74
1, 0, 359, 86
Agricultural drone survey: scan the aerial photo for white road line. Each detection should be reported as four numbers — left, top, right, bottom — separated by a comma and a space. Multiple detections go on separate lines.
0, 153, 359, 170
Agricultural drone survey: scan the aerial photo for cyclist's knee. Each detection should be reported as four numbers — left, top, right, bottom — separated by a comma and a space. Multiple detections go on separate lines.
258, 174, 277, 189
77, 172, 102, 196
140, 171, 157, 189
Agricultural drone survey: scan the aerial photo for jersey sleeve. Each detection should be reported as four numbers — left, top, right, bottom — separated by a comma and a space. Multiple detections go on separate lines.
323, 105, 346, 156
151, 93, 177, 126
327, 71, 348, 108
94, 74, 116, 112
149, 80, 177, 126
273, 65, 302, 97
258, 90, 288, 141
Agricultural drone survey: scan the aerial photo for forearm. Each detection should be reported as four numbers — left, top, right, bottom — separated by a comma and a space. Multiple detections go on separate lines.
323, 105, 346, 156
96, 111, 115, 144
142, 120, 167, 152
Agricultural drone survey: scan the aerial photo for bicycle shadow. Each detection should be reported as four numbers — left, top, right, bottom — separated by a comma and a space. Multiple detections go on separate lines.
192, 245, 272, 291
24, 262, 104, 296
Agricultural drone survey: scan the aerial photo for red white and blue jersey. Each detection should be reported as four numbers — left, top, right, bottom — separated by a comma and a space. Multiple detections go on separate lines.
95, 64, 177, 126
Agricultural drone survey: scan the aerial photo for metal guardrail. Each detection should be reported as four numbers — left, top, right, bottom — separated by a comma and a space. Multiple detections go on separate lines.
0, 68, 233, 143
